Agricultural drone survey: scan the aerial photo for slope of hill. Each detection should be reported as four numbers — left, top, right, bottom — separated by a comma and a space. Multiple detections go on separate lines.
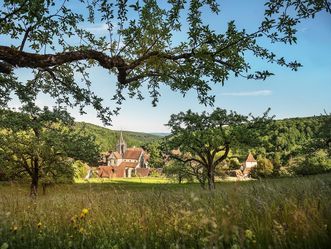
75, 122, 161, 151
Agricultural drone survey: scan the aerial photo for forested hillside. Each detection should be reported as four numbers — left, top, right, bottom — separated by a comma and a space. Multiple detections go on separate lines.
234, 115, 331, 176
253, 116, 328, 159
75, 122, 160, 151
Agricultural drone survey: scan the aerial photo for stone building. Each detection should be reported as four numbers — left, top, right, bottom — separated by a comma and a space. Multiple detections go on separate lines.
97, 132, 150, 178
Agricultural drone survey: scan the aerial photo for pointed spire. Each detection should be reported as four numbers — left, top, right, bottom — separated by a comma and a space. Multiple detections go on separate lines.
119, 131, 124, 143
116, 130, 127, 157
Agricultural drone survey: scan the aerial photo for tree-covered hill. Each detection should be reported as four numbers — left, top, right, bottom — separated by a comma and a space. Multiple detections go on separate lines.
80, 115, 328, 160
232, 114, 331, 177
254, 115, 329, 158
75, 122, 161, 152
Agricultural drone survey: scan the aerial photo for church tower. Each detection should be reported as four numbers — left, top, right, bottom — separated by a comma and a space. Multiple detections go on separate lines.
116, 131, 127, 157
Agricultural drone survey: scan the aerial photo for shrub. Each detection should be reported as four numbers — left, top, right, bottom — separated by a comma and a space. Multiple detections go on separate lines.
149, 168, 161, 177
73, 161, 89, 179
278, 167, 293, 177
228, 158, 241, 170
251, 158, 274, 178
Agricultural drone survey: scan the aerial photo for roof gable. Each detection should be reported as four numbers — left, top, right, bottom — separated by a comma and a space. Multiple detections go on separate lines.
246, 153, 257, 162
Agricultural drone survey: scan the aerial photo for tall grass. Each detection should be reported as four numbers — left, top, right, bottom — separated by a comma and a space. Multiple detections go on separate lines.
0, 175, 330, 249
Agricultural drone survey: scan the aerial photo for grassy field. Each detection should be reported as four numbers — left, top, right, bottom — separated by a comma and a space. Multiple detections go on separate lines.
0, 175, 330, 249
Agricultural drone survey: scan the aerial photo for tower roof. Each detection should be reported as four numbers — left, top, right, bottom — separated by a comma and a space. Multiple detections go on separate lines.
246, 153, 257, 162
119, 131, 125, 143
116, 131, 126, 145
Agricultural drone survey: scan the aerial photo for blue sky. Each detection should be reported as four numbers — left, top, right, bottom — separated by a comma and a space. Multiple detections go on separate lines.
6, 0, 331, 132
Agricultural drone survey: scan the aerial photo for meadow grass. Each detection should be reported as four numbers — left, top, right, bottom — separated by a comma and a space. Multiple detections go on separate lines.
0, 174, 330, 249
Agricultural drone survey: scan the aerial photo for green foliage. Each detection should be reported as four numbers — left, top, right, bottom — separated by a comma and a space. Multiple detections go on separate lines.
72, 161, 89, 180
252, 157, 274, 178
272, 152, 282, 175
0, 1, 329, 124
148, 168, 160, 178
165, 108, 271, 189
163, 160, 194, 184
310, 114, 331, 156
0, 107, 100, 194
278, 166, 293, 177
0, 174, 330, 248
294, 150, 331, 176
75, 122, 159, 152
252, 116, 329, 165
144, 141, 164, 168
228, 158, 241, 170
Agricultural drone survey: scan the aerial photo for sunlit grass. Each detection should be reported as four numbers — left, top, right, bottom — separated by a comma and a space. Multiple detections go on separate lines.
0, 174, 330, 249
75, 176, 172, 184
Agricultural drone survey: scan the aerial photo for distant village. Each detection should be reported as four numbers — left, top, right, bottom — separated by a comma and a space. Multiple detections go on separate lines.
86, 133, 257, 180
97, 132, 150, 178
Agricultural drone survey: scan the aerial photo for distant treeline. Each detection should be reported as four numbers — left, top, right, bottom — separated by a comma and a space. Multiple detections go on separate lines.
75, 122, 160, 152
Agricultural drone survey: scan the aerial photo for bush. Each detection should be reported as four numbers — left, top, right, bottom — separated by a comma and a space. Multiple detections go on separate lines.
73, 160, 89, 179
278, 167, 293, 177
164, 161, 194, 183
228, 158, 241, 170
149, 168, 161, 177
251, 158, 274, 178
294, 151, 331, 176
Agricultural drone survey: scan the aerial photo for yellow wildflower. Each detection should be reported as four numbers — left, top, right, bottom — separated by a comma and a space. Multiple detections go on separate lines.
245, 229, 254, 240
37, 222, 42, 229
82, 208, 89, 215
80, 208, 89, 218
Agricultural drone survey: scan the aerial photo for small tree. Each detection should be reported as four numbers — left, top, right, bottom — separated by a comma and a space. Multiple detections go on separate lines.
165, 108, 270, 190
145, 141, 165, 168
251, 157, 274, 178
0, 106, 100, 196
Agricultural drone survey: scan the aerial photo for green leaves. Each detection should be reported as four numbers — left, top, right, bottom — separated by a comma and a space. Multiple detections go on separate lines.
164, 107, 271, 189
0, 107, 100, 184
0, 1, 330, 124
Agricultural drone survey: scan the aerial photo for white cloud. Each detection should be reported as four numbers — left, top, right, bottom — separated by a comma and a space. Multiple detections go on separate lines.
220, 90, 272, 96
84, 23, 110, 33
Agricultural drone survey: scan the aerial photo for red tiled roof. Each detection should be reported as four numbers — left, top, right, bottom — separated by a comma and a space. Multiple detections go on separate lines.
246, 153, 257, 162
118, 162, 139, 168
124, 148, 143, 160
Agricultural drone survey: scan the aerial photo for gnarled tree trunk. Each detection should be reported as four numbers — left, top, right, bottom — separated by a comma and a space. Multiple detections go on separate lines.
207, 168, 215, 190
30, 158, 39, 197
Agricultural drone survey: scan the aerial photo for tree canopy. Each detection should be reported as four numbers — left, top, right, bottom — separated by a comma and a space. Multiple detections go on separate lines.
164, 108, 270, 189
1, 0, 330, 124
0, 106, 100, 195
